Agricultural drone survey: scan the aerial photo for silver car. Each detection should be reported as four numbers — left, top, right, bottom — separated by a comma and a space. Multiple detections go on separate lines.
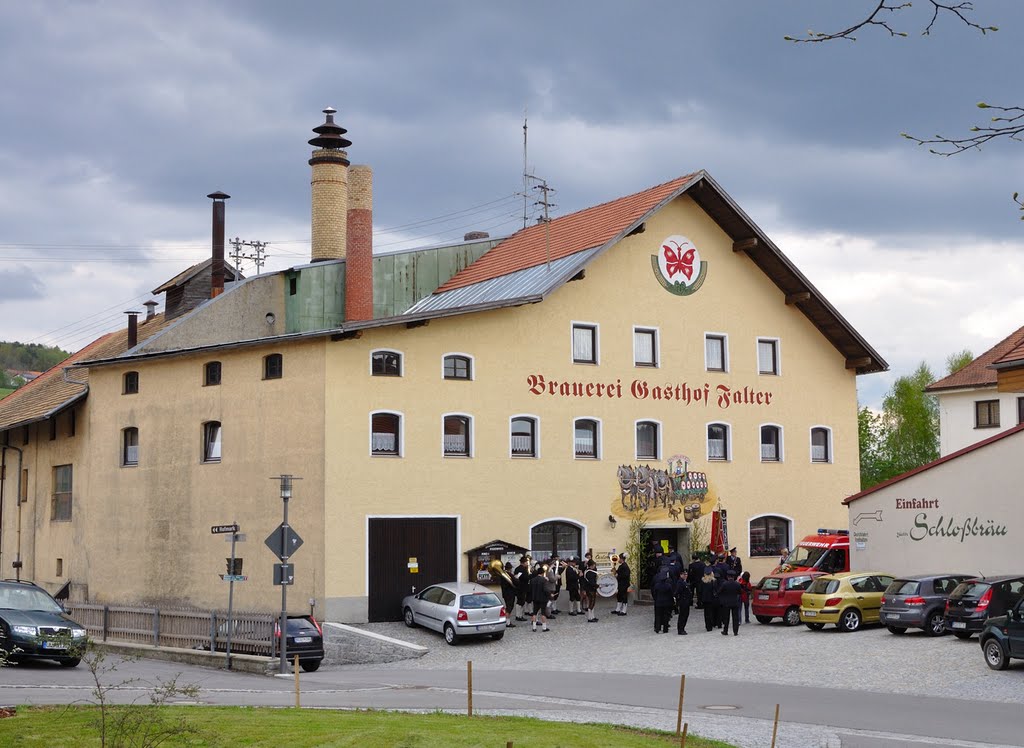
401, 582, 506, 645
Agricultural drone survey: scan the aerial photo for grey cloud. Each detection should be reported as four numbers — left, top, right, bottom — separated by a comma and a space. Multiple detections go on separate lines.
0, 266, 45, 301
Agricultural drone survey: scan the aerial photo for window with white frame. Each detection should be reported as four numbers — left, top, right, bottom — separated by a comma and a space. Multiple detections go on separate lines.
443, 415, 471, 456
572, 324, 597, 364
707, 423, 729, 461
760, 425, 782, 462
705, 334, 727, 372
633, 328, 657, 367
443, 354, 471, 380
636, 421, 659, 460
371, 412, 401, 456
757, 338, 779, 375
122, 427, 139, 466
810, 427, 831, 463
574, 419, 599, 458
749, 515, 791, 557
511, 416, 537, 457
202, 421, 222, 463
371, 350, 402, 377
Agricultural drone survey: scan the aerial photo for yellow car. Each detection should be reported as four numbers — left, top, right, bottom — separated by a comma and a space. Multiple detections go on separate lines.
800, 571, 895, 632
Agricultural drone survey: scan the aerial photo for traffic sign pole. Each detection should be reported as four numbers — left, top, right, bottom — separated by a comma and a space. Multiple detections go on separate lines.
226, 525, 238, 670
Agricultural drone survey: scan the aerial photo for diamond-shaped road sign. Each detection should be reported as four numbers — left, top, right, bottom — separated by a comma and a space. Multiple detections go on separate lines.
264, 523, 303, 561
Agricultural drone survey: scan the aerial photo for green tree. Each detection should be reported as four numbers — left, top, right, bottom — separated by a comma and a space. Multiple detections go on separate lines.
880, 362, 939, 477
857, 405, 887, 490
945, 349, 973, 375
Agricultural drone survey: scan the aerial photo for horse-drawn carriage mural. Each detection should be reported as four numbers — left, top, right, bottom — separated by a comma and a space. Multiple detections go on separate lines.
614, 454, 713, 522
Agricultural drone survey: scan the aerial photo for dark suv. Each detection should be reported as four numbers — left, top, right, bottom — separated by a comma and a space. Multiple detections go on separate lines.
0, 580, 87, 667
945, 575, 1024, 639
881, 574, 971, 637
272, 615, 324, 672
980, 598, 1024, 670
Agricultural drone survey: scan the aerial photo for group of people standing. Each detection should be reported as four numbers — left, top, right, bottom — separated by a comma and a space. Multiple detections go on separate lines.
499, 552, 604, 632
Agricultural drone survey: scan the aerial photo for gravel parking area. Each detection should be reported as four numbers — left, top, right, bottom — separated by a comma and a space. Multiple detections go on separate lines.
351, 601, 1023, 705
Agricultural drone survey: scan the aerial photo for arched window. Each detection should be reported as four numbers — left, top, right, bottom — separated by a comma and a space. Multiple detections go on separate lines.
749, 515, 792, 558
707, 423, 730, 461
574, 418, 599, 459
760, 424, 783, 462
510, 416, 538, 458
635, 420, 660, 461
123, 371, 139, 395
442, 354, 472, 380
530, 520, 583, 561
443, 414, 471, 457
202, 421, 222, 463
122, 427, 139, 466
810, 427, 832, 463
263, 353, 283, 380
204, 361, 222, 386
371, 412, 401, 456
371, 350, 402, 377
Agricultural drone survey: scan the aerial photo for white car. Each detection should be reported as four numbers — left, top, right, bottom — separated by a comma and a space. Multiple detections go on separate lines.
401, 582, 506, 645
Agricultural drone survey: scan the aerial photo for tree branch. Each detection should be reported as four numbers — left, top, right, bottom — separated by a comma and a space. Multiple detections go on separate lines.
785, 1, 997, 43
902, 103, 1024, 154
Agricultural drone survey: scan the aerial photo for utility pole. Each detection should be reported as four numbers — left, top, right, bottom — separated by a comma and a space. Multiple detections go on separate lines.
229, 237, 270, 277
532, 179, 556, 269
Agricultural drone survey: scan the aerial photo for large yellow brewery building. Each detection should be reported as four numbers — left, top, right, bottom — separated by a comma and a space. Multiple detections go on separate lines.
0, 111, 885, 622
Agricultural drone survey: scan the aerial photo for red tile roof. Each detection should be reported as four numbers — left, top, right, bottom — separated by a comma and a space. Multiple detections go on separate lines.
925, 324, 1024, 392
993, 337, 1024, 367
435, 174, 698, 293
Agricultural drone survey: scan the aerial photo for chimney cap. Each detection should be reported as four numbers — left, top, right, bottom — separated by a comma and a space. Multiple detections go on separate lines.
309, 106, 352, 150
207, 191, 231, 201
464, 231, 490, 241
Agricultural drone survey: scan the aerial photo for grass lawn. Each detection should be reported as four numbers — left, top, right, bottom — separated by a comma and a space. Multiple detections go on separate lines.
0, 706, 736, 747
0, 388, 14, 400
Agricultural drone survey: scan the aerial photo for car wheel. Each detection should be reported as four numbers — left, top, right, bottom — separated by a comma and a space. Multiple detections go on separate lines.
403, 608, 416, 628
953, 631, 974, 640
59, 657, 81, 668
887, 625, 907, 635
805, 622, 825, 631
983, 639, 1009, 671
925, 610, 946, 637
444, 624, 457, 646
755, 615, 774, 625
839, 608, 862, 632
491, 631, 504, 641
784, 607, 802, 627
300, 659, 321, 673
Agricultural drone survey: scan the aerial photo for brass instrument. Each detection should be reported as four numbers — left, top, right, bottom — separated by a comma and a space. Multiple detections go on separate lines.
489, 558, 515, 587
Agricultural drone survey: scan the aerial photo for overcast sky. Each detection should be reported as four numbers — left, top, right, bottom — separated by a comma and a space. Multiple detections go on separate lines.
1, 1, 1022, 407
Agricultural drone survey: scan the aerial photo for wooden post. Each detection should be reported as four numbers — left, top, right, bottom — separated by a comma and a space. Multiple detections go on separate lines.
467, 660, 473, 717
294, 655, 300, 708
675, 674, 686, 735
770, 703, 780, 748
506, 743, 513, 748
679, 722, 688, 747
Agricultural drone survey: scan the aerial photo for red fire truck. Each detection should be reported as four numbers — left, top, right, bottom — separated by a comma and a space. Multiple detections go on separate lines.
774, 529, 850, 575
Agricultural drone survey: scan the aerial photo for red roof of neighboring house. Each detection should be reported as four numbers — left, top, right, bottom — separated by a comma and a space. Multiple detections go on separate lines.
435, 175, 697, 293
926, 324, 1024, 392
843, 422, 1024, 504
992, 337, 1024, 368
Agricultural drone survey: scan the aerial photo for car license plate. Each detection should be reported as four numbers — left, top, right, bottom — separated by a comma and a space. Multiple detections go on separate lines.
42, 641, 67, 650
803, 610, 817, 617
294, 636, 312, 644
951, 621, 966, 629
885, 613, 899, 620
758, 594, 769, 601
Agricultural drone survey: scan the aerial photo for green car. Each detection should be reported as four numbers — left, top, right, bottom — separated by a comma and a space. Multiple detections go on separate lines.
0, 580, 88, 667
800, 571, 895, 632
980, 597, 1024, 670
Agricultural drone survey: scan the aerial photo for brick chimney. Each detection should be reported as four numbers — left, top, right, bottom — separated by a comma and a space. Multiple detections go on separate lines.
346, 165, 373, 321
309, 107, 351, 263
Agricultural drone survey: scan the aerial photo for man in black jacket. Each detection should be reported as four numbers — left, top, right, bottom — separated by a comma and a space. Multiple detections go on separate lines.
512, 557, 530, 621
687, 557, 705, 609
498, 562, 517, 628
674, 569, 692, 635
564, 558, 581, 616
718, 569, 743, 635
651, 566, 675, 634
700, 567, 719, 631
614, 553, 631, 616
582, 560, 599, 622
529, 564, 551, 632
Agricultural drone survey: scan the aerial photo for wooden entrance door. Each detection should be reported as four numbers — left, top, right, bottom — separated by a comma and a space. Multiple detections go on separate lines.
367, 517, 457, 622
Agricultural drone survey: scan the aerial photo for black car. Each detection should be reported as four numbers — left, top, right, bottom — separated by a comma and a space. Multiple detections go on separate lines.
980, 598, 1024, 670
880, 574, 971, 636
272, 615, 324, 672
0, 580, 87, 667
944, 575, 1024, 639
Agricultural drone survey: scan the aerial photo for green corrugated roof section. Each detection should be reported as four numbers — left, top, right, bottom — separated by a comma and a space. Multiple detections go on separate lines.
285, 239, 500, 333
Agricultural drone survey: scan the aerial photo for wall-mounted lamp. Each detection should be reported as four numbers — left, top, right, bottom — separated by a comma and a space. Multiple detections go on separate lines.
608, 514, 617, 528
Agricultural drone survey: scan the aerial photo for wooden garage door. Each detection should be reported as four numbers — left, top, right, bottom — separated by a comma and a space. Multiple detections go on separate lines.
367, 518, 457, 622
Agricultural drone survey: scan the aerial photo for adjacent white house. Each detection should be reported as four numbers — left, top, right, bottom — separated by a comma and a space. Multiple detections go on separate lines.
926, 325, 1024, 457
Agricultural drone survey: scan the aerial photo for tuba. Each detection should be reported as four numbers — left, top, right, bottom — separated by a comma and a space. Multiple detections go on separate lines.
489, 559, 515, 587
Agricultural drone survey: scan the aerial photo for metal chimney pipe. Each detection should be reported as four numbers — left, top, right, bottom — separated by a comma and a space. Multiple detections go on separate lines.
208, 191, 231, 297
143, 300, 158, 321
125, 311, 140, 348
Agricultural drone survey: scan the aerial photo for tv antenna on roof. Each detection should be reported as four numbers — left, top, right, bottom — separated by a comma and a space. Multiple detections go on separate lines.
519, 111, 557, 267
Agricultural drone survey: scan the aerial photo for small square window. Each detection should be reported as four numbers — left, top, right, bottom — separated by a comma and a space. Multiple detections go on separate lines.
123, 371, 139, 394
372, 351, 402, 377
975, 400, 1000, 428
443, 355, 471, 380
572, 325, 597, 364
263, 354, 283, 380
705, 335, 726, 372
204, 361, 222, 386
633, 329, 657, 367
757, 339, 779, 375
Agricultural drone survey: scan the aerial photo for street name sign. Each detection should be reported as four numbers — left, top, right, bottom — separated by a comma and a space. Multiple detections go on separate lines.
220, 574, 248, 582
211, 524, 240, 534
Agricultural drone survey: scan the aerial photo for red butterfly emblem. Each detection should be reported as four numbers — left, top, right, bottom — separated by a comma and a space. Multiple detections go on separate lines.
662, 241, 695, 280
